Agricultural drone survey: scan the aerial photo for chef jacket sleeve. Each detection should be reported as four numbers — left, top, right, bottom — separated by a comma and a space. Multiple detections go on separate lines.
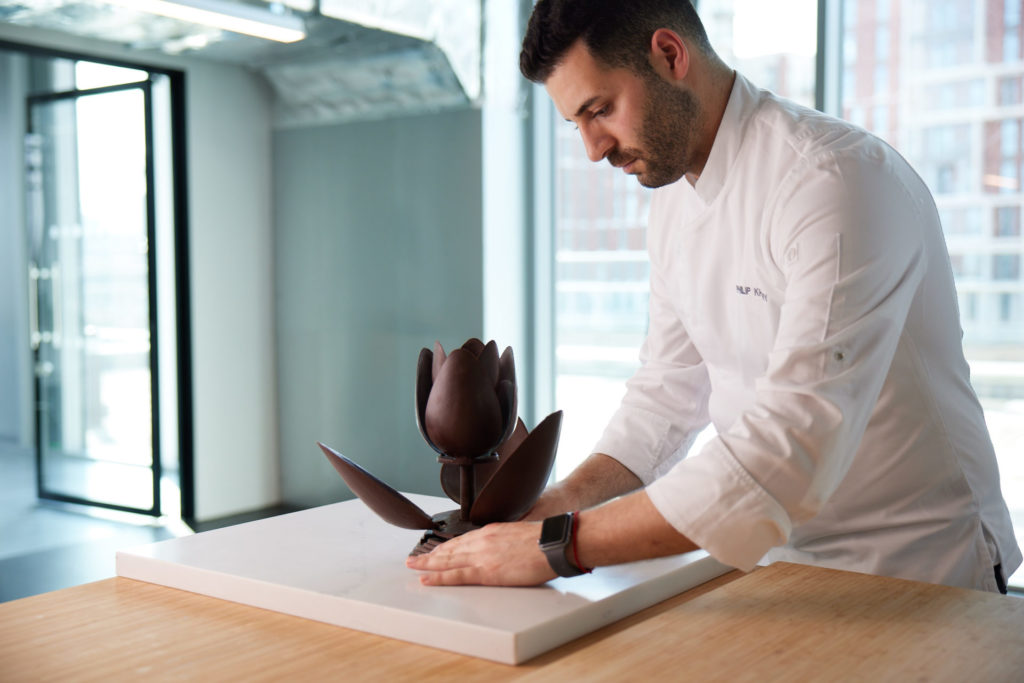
590, 244, 714, 483
644, 143, 930, 571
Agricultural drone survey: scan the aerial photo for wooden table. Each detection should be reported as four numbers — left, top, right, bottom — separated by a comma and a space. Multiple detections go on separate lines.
1, 562, 1022, 681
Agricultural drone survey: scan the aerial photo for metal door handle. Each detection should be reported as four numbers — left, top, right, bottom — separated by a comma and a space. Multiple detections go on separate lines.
51, 263, 62, 349
28, 261, 40, 351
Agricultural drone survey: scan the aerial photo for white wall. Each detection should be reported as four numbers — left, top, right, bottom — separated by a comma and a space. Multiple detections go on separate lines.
273, 110, 484, 508
186, 63, 280, 520
0, 24, 280, 521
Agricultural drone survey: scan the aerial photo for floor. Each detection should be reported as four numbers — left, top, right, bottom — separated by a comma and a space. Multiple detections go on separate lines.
0, 442, 293, 603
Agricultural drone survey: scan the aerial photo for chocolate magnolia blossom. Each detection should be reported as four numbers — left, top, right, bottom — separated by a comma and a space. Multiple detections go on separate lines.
319, 338, 562, 555
420, 339, 517, 461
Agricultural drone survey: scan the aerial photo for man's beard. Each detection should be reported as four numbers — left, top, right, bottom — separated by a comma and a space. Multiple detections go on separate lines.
608, 73, 701, 188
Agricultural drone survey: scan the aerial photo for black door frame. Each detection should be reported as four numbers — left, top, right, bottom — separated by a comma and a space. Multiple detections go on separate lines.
2, 38, 194, 521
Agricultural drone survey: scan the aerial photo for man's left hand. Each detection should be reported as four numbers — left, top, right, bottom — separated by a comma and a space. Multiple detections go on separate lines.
405, 521, 556, 586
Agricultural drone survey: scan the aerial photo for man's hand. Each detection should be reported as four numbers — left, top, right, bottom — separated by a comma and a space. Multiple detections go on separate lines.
405, 521, 556, 586
408, 489, 700, 587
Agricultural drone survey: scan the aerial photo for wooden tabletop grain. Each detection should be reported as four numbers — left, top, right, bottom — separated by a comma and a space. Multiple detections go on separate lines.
1, 562, 1021, 681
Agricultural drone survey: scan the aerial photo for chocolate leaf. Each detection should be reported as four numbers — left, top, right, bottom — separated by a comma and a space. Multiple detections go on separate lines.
319, 442, 436, 530
469, 411, 562, 524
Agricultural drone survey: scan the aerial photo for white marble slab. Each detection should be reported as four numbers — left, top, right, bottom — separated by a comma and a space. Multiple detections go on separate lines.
116, 495, 730, 664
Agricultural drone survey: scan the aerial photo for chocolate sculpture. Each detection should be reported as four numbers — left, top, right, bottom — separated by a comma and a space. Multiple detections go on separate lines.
318, 338, 562, 555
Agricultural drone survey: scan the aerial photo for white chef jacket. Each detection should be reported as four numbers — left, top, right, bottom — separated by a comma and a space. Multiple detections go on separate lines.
593, 72, 1021, 592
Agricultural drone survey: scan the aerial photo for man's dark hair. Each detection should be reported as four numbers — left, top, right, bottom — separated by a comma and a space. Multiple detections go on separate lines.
520, 0, 713, 83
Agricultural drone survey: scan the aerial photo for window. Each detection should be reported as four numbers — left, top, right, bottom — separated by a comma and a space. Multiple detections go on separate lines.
951, 253, 984, 279
941, 207, 984, 236
961, 291, 979, 321
993, 254, 1021, 280
995, 206, 1021, 237
1002, 119, 1020, 157
999, 293, 1018, 321
1006, 0, 1023, 61
999, 76, 1023, 105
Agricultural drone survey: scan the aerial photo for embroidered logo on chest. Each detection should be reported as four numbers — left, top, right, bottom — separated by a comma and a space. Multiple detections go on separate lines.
736, 285, 768, 302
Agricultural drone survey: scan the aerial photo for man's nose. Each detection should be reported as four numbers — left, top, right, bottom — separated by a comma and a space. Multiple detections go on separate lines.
581, 125, 613, 162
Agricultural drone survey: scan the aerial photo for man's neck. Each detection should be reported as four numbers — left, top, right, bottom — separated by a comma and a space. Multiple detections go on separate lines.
687, 66, 736, 186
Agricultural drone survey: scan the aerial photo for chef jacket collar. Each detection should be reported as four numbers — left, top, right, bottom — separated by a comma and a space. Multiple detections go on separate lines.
689, 71, 760, 207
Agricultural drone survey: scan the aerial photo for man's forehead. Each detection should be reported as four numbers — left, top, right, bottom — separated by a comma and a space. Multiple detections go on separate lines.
544, 41, 612, 121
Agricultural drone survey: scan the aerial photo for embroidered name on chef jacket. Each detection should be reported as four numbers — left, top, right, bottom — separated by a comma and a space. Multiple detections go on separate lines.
736, 285, 768, 302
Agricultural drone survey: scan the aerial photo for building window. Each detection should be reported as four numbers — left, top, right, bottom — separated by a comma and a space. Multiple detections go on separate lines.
1000, 76, 1023, 105
993, 254, 1021, 280
996, 206, 1021, 236
999, 293, 1017, 321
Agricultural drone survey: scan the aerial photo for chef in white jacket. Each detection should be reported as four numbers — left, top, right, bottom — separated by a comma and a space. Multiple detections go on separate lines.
407, 0, 1021, 592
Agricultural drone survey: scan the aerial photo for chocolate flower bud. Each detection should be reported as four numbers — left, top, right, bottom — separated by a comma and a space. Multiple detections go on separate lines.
421, 339, 516, 460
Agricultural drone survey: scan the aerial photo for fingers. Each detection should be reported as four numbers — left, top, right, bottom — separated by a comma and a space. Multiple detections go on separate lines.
418, 567, 478, 586
405, 543, 483, 586
405, 522, 555, 587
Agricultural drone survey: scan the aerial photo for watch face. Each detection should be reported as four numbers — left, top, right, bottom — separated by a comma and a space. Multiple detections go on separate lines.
540, 513, 572, 546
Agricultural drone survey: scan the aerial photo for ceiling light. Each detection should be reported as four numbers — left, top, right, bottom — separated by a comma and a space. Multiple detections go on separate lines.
105, 0, 307, 43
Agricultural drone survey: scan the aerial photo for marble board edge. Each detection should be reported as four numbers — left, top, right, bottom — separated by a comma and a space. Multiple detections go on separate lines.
115, 550, 519, 663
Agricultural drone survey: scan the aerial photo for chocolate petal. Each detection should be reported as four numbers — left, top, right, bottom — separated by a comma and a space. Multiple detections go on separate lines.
469, 411, 562, 524
318, 443, 436, 530
498, 346, 516, 385
496, 417, 528, 461
431, 341, 446, 382
461, 337, 486, 357
479, 340, 500, 387
495, 378, 518, 449
415, 348, 443, 454
439, 463, 463, 504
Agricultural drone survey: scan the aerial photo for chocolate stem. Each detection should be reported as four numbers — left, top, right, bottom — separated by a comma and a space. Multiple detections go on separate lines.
459, 464, 475, 520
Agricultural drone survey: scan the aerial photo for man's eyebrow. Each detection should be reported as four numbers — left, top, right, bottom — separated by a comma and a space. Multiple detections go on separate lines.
569, 96, 601, 121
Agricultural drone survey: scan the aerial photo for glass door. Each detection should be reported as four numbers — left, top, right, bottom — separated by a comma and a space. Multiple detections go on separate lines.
26, 79, 162, 516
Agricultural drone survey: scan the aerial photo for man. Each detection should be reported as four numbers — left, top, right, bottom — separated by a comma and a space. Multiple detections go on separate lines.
407, 0, 1021, 592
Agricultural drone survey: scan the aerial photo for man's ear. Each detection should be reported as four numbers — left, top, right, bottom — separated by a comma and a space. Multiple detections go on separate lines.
649, 28, 690, 81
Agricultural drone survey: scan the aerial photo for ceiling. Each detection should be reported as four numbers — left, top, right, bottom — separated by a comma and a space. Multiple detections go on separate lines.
0, 0, 482, 127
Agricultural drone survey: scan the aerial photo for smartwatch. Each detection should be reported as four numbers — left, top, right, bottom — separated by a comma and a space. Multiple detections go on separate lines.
539, 512, 587, 577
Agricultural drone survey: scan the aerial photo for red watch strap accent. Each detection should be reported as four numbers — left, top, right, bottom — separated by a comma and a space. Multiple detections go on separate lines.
571, 510, 592, 574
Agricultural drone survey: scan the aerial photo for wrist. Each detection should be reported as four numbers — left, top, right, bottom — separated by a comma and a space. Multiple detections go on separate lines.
569, 510, 592, 574
538, 511, 592, 577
